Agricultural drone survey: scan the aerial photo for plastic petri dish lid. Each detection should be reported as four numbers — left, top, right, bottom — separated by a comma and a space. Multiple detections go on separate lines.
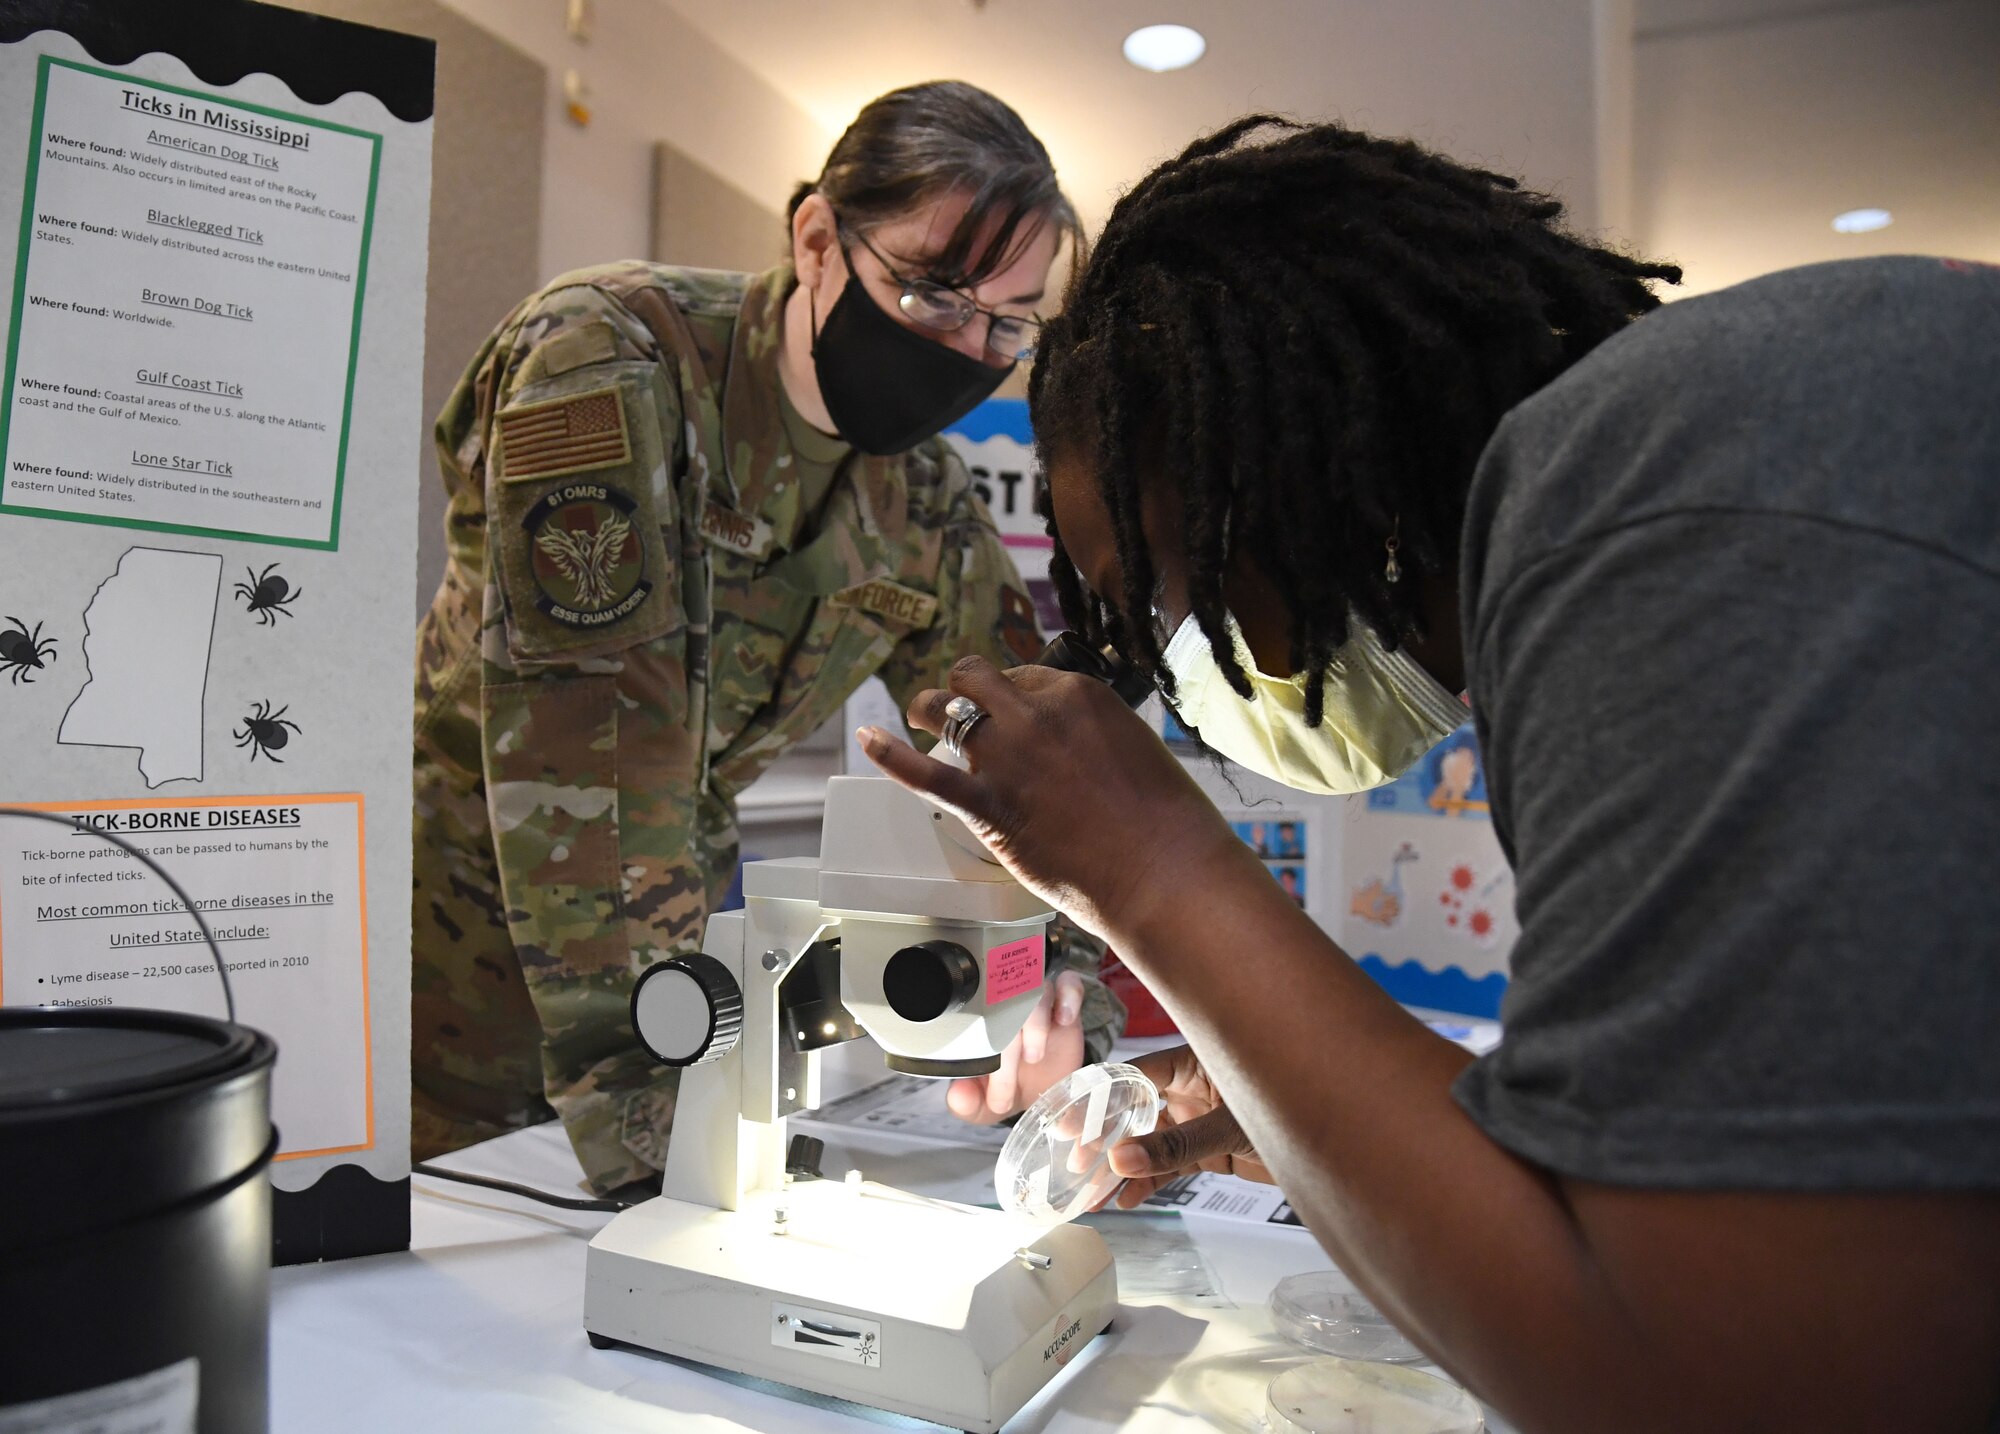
1265, 1357, 1483, 1434
1272, 1271, 1425, 1363
995, 1061, 1159, 1224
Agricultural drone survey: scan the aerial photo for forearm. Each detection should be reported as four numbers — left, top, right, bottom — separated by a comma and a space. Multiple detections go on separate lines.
864, 660, 2000, 1432
481, 646, 701, 1192
1106, 847, 1647, 1430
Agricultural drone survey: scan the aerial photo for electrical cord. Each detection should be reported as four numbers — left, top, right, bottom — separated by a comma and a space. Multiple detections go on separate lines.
1, 806, 236, 1023
2, 805, 620, 1214
412, 1161, 635, 1212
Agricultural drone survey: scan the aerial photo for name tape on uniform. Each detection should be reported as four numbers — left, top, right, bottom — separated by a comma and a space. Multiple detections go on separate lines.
499, 386, 632, 483
828, 578, 938, 629
699, 503, 775, 561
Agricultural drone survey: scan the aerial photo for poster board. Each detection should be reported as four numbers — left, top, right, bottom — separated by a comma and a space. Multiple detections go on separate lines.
941, 397, 1057, 626
1125, 707, 1505, 1027
1170, 714, 1514, 1019
0, 0, 434, 1263
1169, 745, 1343, 934
1337, 722, 1514, 1017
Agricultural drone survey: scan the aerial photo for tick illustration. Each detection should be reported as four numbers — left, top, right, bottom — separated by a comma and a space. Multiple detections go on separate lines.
235, 700, 301, 762
0, 616, 56, 684
234, 564, 301, 626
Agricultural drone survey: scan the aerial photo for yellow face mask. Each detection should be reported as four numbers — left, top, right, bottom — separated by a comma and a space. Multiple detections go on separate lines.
1159, 612, 1464, 795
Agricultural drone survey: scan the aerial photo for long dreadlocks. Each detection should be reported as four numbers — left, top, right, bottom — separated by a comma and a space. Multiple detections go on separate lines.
1029, 117, 1681, 723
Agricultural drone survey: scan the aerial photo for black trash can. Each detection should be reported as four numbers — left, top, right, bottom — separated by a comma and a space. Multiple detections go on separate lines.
0, 1007, 278, 1434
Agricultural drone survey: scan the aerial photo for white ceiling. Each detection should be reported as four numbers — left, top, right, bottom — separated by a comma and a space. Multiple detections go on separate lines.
652, 0, 1605, 239
1633, 0, 1938, 36
653, 0, 1997, 303
1632, 0, 2000, 295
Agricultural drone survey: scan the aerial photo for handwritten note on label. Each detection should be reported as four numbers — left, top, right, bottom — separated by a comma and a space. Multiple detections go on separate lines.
985, 932, 1046, 1005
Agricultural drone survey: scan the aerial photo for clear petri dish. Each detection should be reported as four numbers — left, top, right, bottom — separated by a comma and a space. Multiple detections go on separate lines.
1271, 1271, 1425, 1363
995, 1062, 1159, 1224
1265, 1357, 1483, 1434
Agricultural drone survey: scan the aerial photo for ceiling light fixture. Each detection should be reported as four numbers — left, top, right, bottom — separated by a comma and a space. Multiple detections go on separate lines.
1123, 24, 1206, 73
1831, 208, 1893, 234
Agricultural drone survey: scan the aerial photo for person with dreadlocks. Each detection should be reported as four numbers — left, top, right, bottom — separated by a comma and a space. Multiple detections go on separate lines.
861, 116, 2000, 1432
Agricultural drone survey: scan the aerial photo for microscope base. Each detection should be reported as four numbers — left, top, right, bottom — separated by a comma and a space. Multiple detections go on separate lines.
583, 1181, 1117, 1432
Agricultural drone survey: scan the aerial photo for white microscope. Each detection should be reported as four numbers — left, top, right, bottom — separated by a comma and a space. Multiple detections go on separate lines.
582, 771, 1120, 1431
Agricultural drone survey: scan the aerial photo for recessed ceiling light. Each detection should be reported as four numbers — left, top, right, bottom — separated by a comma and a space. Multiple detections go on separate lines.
1123, 24, 1206, 73
1832, 208, 1893, 234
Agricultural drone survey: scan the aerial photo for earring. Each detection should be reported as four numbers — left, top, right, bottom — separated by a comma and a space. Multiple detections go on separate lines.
1384, 517, 1402, 584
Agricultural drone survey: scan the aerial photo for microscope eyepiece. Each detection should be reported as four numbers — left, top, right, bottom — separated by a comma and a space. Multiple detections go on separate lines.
1033, 632, 1153, 710
882, 940, 980, 1024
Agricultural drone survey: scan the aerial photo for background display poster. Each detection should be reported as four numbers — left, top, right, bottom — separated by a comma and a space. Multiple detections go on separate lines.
1339, 722, 1516, 1017
0, 57, 377, 547
939, 398, 1057, 628
2, 795, 374, 1158
1177, 710, 1516, 1021
0, 0, 435, 1263
1174, 753, 1339, 935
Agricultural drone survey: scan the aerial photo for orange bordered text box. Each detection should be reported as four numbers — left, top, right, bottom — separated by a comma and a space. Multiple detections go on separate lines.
0, 793, 373, 1160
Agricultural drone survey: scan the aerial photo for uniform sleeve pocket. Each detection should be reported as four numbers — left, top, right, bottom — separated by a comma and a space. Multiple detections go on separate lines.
480, 675, 629, 986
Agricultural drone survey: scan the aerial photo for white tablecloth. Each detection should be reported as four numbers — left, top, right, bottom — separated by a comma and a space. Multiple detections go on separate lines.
271, 1045, 1515, 1433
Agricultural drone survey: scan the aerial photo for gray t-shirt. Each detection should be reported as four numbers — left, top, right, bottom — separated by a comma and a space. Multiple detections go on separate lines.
1452, 256, 2000, 1191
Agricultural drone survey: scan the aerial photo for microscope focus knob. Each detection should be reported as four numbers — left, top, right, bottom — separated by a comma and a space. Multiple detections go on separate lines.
883, 940, 981, 1024
632, 954, 743, 1067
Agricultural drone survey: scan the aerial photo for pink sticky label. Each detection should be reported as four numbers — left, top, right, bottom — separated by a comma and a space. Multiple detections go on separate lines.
985, 934, 1047, 1005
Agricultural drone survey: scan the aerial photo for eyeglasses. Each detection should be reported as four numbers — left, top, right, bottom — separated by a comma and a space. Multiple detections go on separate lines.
838, 221, 1042, 362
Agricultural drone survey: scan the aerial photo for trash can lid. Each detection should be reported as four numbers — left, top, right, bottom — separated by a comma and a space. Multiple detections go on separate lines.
0, 1008, 259, 1113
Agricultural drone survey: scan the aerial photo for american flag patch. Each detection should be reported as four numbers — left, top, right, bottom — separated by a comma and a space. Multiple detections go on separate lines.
498, 386, 631, 482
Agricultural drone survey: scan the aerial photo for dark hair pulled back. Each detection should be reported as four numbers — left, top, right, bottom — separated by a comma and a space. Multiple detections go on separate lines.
790, 80, 1080, 286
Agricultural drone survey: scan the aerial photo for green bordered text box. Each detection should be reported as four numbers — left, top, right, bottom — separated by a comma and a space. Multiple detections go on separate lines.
0, 55, 382, 551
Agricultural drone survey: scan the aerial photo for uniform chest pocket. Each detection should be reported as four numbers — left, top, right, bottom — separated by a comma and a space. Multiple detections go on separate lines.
735, 603, 900, 766
706, 558, 890, 739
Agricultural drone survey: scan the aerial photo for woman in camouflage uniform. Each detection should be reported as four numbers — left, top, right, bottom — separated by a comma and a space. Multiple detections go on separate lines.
411, 82, 1119, 1194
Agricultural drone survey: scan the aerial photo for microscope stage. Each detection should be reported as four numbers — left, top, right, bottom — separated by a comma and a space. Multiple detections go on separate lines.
583, 1180, 1116, 1432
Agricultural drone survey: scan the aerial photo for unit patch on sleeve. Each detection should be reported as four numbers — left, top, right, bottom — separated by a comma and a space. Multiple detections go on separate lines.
499, 386, 632, 482
522, 483, 653, 629
828, 578, 938, 629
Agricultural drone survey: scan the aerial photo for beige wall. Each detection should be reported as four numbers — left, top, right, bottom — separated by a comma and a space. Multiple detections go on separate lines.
651, 143, 787, 273
1632, 0, 2000, 296
1593, 0, 1638, 243
438, 0, 831, 282
275, 0, 545, 618
282, 0, 835, 611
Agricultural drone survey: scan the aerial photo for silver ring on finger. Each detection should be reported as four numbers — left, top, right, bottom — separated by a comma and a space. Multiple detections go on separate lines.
941, 694, 989, 759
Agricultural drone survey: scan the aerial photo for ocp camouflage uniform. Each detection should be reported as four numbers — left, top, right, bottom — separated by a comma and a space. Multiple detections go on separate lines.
412, 263, 1123, 1194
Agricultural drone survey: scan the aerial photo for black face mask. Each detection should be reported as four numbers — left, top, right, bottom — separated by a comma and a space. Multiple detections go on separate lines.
810, 271, 1012, 456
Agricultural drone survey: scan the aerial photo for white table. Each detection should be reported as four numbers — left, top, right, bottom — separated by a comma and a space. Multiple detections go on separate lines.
271, 1046, 1514, 1433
